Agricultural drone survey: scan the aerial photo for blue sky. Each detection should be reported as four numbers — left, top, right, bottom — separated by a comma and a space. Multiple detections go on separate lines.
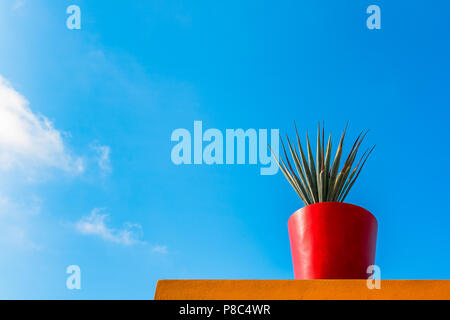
0, 0, 449, 299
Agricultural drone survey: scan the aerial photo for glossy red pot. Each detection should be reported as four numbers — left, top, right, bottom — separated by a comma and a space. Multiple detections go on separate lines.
288, 202, 378, 279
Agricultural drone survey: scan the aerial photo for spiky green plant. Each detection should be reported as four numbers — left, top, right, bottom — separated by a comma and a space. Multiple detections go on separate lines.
270, 122, 375, 206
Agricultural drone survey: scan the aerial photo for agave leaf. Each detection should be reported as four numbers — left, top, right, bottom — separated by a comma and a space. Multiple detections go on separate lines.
331, 166, 349, 201
340, 136, 362, 175
316, 123, 323, 200
329, 134, 363, 201
280, 138, 311, 204
294, 122, 317, 202
338, 168, 357, 202
286, 135, 312, 204
337, 166, 354, 201
317, 168, 323, 202
275, 122, 373, 205
327, 124, 347, 200
332, 131, 369, 200
286, 135, 313, 203
334, 153, 359, 196
337, 149, 368, 202
339, 145, 375, 203
319, 169, 326, 202
270, 144, 309, 204
329, 171, 341, 201
322, 121, 325, 166
317, 122, 323, 172
324, 134, 332, 171
323, 134, 332, 201
342, 131, 364, 167
340, 130, 367, 176
306, 132, 319, 202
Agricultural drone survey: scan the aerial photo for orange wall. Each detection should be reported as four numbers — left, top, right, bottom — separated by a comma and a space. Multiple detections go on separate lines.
155, 280, 450, 300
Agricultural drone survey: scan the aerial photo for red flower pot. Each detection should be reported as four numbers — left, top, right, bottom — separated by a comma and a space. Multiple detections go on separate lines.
288, 202, 378, 279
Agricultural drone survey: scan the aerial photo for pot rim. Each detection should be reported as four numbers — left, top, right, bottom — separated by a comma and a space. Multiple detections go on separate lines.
288, 201, 377, 226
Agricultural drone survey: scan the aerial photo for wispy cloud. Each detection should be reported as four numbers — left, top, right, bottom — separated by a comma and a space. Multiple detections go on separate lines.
152, 245, 168, 254
91, 143, 112, 173
75, 208, 143, 245
0, 75, 84, 175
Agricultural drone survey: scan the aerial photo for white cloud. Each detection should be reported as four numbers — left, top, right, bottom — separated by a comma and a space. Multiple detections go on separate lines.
91, 143, 112, 173
0, 75, 84, 174
152, 245, 168, 254
75, 208, 143, 245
